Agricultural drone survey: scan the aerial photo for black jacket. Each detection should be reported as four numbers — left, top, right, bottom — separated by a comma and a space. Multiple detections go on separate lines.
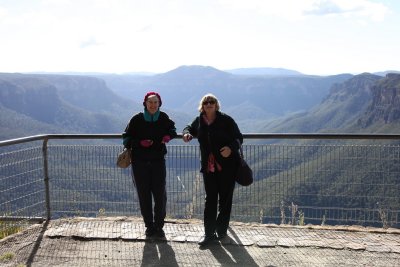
183, 111, 243, 172
123, 111, 177, 161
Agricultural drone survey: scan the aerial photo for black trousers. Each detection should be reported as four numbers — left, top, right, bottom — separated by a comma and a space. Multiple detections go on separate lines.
202, 167, 236, 236
132, 159, 167, 230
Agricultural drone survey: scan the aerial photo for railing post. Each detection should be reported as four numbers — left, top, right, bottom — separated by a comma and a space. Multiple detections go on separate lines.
42, 138, 51, 220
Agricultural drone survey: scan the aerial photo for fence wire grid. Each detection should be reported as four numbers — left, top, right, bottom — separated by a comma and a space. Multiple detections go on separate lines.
1, 135, 400, 238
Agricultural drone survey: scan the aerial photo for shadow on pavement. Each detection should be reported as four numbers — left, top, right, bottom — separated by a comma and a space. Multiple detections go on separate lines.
25, 220, 50, 266
201, 228, 260, 266
141, 240, 179, 267
208, 242, 259, 266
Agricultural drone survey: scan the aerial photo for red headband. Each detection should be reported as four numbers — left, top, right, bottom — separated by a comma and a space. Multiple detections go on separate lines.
143, 91, 162, 107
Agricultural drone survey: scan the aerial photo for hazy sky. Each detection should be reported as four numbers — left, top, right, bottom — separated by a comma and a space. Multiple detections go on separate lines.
0, 0, 399, 75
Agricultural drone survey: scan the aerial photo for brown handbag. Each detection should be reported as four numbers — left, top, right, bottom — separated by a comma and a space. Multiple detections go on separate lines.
117, 148, 131, 168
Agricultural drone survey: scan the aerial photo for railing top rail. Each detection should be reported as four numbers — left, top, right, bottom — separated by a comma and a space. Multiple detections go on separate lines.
0, 134, 122, 147
1, 133, 400, 147
0, 134, 48, 147
244, 133, 400, 140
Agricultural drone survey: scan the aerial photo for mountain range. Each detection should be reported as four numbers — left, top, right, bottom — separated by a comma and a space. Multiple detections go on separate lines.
95, 66, 352, 118
1, 66, 400, 141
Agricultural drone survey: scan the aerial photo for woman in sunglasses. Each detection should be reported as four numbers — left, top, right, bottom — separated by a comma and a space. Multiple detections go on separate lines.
182, 93, 243, 246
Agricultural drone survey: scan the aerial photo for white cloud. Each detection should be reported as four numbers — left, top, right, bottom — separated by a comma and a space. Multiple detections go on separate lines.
304, 0, 344, 16
315, 0, 389, 21
218, 0, 389, 21
79, 37, 103, 49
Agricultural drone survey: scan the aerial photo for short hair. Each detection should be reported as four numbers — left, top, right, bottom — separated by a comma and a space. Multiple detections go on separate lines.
198, 93, 220, 113
143, 91, 162, 107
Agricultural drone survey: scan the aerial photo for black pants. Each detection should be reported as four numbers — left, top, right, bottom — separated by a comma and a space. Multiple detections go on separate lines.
132, 159, 167, 230
203, 168, 236, 236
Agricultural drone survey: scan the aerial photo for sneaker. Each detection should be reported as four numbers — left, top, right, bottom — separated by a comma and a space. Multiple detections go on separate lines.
198, 234, 217, 246
145, 227, 156, 237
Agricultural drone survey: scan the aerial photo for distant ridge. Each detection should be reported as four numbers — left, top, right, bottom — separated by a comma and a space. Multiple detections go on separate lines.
24, 66, 305, 77
372, 70, 400, 76
157, 65, 231, 78
225, 67, 304, 76
26, 71, 156, 76
22, 66, 400, 77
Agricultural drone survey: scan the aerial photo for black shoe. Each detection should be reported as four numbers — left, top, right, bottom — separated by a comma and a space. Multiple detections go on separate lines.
198, 234, 216, 246
217, 232, 227, 240
155, 228, 166, 238
145, 227, 156, 237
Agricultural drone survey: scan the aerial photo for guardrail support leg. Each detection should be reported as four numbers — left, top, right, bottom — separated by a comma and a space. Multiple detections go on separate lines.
42, 138, 51, 220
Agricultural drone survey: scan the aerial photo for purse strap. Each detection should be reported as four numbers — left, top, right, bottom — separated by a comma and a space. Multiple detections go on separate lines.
236, 139, 244, 159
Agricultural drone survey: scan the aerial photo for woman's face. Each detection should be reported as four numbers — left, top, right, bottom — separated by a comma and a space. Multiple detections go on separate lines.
145, 95, 160, 115
202, 98, 217, 113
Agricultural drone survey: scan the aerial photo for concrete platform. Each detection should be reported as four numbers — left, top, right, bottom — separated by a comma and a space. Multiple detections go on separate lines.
1, 217, 399, 266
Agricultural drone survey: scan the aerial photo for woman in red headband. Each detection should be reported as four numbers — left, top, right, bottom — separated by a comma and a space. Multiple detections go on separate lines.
123, 91, 177, 238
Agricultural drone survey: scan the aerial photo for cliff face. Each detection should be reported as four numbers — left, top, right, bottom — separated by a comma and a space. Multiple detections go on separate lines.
359, 73, 400, 127
0, 77, 62, 124
261, 73, 381, 133
0, 73, 130, 137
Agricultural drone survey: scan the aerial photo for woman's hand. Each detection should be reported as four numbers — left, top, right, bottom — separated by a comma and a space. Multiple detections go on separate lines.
220, 146, 231, 158
140, 139, 153, 147
161, 135, 171, 144
183, 133, 193, 143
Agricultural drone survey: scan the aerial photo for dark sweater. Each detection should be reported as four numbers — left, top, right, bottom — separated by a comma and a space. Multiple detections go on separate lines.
123, 111, 177, 161
182, 111, 243, 172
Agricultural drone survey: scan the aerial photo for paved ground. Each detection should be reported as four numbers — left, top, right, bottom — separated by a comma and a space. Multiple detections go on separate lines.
1, 217, 400, 266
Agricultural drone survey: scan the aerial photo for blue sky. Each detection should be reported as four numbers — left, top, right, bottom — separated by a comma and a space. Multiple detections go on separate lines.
0, 0, 399, 75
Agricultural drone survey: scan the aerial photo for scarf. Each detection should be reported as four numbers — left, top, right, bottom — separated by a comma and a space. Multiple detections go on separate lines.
207, 153, 222, 173
143, 108, 160, 122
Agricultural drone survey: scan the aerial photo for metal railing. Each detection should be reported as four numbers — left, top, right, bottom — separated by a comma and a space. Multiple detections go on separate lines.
1, 133, 400, 238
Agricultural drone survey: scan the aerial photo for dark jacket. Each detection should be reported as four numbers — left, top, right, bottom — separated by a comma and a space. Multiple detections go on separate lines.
123, 111, 177, 161
183, 111, 243, 172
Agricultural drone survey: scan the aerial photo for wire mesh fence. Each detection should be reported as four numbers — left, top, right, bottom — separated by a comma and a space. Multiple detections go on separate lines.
1, 134, 400, 240
0, 142, 46, 239
236, 142, 400, 227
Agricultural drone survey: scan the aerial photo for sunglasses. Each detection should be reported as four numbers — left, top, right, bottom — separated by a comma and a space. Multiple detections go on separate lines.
203, 100, 216, 105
